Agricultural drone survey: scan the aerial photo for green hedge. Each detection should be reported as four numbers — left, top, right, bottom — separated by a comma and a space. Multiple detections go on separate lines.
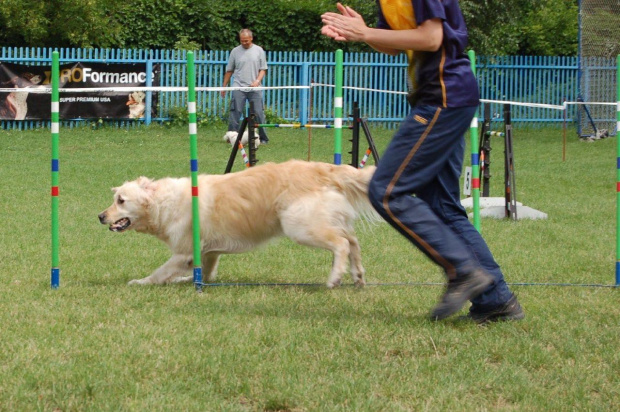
113, 0, 378, 52
1, 0, 580, 56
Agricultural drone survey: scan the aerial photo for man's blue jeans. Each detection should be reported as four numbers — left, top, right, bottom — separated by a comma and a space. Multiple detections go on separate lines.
228, 90, 269, 142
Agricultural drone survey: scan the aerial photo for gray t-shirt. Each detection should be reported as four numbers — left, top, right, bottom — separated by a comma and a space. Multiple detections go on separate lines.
226, 44, 268, 87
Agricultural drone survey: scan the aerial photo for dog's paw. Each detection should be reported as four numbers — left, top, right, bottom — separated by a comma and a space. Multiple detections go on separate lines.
170, 275, 193, 284
326, 279, 342, 289
354, 278, 366, 288
128, 278, 149, 286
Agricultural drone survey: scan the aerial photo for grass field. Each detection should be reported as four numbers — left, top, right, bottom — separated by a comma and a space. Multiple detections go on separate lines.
1, 123, 618, 411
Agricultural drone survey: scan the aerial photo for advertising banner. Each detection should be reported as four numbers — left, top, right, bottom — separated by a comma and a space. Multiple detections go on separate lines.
0, 62, 159, 120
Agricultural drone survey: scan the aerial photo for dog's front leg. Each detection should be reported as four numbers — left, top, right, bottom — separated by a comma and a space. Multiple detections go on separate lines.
202, 252, 221, 282
128, 254, 193, 285
168, 252, 222, 285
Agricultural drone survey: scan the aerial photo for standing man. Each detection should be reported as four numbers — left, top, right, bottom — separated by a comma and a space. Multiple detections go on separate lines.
221, 29, 269, 144
321, 2, 524, 323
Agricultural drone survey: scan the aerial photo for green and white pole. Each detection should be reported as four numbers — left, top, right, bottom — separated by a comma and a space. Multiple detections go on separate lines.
616, 54, 620, 286
333, 49, 343, 165
51, 51, 60, 289
468, 50, 481, 232
187, 52, 202, 291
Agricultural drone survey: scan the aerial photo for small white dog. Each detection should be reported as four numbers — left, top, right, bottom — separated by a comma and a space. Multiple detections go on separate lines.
98, 160, 379, 288
127, 91, 146, 119
223, 130, 260, 149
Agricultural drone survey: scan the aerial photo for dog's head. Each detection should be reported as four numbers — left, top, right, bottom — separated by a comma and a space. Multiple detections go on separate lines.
127, 91, 146, 105
223, 130, 260, 148
223, 131, 238, 144
98, 176, 155, 233
24, 73, 43, 86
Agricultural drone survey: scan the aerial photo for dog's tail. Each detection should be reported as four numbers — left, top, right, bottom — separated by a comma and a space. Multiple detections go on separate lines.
334, 164, 382, 223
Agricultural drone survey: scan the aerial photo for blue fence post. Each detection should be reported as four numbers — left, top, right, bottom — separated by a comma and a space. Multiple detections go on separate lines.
145, 58, 153, 125
299, 62, 310, 125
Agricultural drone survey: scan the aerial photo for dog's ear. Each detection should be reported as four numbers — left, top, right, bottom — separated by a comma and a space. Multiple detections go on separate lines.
111, 186, 119, 193
135, 176, 158, 195
136, 176, 153, 189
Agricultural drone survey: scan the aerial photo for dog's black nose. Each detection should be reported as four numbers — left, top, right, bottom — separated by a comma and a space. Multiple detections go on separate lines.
98, 213, 106, 224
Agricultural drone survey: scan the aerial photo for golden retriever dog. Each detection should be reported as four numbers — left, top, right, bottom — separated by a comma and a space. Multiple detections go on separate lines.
98, 160, 379, 287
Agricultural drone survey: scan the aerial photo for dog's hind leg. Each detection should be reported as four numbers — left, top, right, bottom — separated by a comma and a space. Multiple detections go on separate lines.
291, 230, 350, 288
128, 254, 193, 285
347, 232, 366, 287
281, 203, 352, 288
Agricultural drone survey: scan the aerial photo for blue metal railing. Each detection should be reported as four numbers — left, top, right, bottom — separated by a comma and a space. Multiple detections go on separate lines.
0, 47, 593, 130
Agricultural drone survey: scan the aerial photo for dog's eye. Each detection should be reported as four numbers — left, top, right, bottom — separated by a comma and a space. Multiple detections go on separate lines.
117, 197, 125, 205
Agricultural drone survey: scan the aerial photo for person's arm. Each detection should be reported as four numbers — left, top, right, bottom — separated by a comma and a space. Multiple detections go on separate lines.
363, 20, 443, 53
321, 3, 443, 54
221, 71, 233, 97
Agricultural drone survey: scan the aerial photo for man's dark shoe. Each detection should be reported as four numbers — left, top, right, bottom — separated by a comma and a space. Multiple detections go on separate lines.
465, 294, 525, 324
431, 269, 493, 321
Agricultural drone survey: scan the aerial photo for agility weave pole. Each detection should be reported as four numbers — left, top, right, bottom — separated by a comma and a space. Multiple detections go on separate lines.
186, 52, 203, 291
51, 51, 60, 289
333, 50, 344, 165
468, 50, 482, 232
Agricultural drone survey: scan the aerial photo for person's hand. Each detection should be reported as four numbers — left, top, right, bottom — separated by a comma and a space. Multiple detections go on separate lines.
250, 80, 261, 87
220, 89, 227, 98
321, 2, 368, 42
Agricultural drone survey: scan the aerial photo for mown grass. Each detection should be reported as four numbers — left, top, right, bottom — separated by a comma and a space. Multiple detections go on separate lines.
0, 123, 618, 411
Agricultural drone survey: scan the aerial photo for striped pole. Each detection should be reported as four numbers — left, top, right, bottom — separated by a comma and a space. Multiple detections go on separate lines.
359, 148, 372, 168
333, 49, 343, 165
616, 54, 619, 286
51, 51, 60, 289
468, 50, 481, 232
256, 123, 333, 129
238, 143, 250, 168
187, 52, 202, 291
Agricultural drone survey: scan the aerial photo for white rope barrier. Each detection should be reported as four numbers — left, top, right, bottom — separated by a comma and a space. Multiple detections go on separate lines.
0, 84, 615, 111
564, 101, 617, 107
311, 82, 408, 95
479, 99, 565, 110
0, 85, 311, 94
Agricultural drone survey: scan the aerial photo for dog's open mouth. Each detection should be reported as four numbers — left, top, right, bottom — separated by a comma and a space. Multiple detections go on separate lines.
110, 218, 131, 232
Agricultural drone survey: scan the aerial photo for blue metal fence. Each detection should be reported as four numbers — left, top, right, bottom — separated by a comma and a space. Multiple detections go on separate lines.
0, 47, 584, 130
477, 55, 579, 125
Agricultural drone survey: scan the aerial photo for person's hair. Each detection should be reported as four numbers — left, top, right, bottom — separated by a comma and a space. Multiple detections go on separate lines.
239, 29, 253, 38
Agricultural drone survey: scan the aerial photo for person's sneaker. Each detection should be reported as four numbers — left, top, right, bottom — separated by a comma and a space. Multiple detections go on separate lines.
465, 294, 525, 324
430, 269, 494, 321
260, 139, 269, 145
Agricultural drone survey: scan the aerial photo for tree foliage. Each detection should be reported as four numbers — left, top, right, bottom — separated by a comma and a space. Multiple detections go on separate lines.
460, 0, 527, 55
0, 0, 583, 56
0, 0, 125, 48
518, 0, 578, 56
